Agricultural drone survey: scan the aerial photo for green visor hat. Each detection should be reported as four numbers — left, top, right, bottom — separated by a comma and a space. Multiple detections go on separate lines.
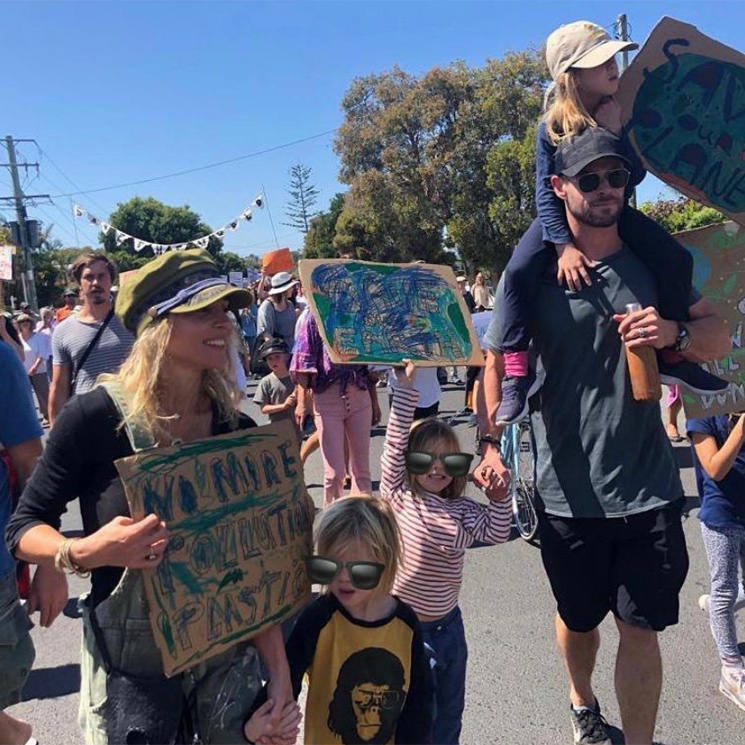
117, 248, 250, 336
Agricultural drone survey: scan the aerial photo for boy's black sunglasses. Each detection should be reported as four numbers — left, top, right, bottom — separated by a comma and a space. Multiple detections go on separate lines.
306, 556, 385, 590
572, 168, 630, 194
404, 451, 474, 477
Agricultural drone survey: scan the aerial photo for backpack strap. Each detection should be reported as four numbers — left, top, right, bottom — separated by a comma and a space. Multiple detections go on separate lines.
98, 380, 157, 453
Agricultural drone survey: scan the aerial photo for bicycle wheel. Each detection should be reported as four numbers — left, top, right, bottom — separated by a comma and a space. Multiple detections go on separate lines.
511, 421, 538, 542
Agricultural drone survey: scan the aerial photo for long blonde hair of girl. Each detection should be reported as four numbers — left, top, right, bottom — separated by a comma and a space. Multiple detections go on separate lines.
99, 317, 239, 439
544, 70, 597, 145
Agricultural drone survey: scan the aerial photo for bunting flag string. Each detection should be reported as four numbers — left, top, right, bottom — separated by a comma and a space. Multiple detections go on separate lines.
72, 194, 264, 253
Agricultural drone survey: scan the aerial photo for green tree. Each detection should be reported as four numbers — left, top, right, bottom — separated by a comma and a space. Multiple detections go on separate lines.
101, 196, 223, 258
332, 52, 548, 269
282, 164, 320, 234
639, 194, 726, 234
303, 193, 346, 258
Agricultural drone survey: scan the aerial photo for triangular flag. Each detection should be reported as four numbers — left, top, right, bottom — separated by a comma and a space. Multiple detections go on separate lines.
73, 204, 84, 218
115, 230, 129, 246
214, 229, 225, 239
133, 239, 150, 252
252, 195, 264, 209
88, 214, 99, 225
243, 210, 253, 222
99, 222, 112, 235
228, 220, 239, 231
194, 236, 209, 249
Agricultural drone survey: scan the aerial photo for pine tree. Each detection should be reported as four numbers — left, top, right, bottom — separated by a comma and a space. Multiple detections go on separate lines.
282, 164, 320, 234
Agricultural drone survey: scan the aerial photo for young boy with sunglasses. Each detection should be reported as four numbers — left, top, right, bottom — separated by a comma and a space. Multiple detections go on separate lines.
380, 360, 512, 744
244, 495, 433, 745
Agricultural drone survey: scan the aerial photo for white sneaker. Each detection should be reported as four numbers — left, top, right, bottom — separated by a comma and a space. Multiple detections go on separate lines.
720, 666, 745, 712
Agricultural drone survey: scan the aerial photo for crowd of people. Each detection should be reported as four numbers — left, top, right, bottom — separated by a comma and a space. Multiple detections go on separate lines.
1, 17, 744, 745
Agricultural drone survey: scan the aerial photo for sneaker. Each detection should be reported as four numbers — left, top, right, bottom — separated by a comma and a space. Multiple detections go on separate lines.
720, 666, 745, 712
658, 359, 729, 395
569, 700, 611, 745
496, 371, 538, 425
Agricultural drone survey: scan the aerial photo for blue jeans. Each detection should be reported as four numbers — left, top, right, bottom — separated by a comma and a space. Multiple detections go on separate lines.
420, 606, 467, 745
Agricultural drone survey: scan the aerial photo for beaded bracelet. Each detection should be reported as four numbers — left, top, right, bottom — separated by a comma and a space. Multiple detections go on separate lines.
54, 538, 91, 578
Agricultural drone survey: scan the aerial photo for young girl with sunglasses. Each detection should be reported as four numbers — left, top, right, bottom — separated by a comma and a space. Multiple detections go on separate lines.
496, 20, 723, 426
381, 361, 511, 745
244, 495, 433, 745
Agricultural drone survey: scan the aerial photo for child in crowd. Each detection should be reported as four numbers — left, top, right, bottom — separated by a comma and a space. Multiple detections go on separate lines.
244, 495, 433, 745
497, 20, 726, 424
688, 411, 745, 711
253, 337, 297, 430
382, 360, 512, 744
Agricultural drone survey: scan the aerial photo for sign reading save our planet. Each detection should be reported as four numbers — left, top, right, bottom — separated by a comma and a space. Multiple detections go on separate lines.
299, 259, 484, 367
618, 17, 745, 226
115, 420, 313, 677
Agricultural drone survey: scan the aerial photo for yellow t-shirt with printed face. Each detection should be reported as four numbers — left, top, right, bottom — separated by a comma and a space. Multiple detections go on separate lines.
279, 593, 432, 745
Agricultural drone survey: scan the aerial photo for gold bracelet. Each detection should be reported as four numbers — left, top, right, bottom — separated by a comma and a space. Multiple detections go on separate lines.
54, 538, 91, 578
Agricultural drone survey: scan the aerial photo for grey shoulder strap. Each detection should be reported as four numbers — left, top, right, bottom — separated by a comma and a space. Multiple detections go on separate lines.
98, 380, 157, 453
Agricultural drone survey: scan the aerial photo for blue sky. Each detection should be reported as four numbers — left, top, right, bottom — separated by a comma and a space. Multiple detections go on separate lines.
4, 1, 745, 258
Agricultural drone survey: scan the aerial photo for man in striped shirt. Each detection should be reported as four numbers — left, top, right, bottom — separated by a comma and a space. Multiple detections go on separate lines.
49, 253, 134, 425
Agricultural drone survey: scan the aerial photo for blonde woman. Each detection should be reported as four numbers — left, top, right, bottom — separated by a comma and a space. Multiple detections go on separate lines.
7, 249, 295, 745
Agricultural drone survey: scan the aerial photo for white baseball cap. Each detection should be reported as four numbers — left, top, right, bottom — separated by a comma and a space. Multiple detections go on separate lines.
546, 21, 638, 81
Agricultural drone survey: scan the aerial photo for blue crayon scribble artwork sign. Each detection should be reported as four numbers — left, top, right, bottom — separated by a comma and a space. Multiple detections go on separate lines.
299, 259, 483, 366
671, 221, 745, 418
618, 17, 745, 225
115, 420, 313, 676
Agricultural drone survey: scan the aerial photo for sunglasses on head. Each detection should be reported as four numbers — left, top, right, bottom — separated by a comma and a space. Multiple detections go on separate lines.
306, 556, 385, 590
572, 168, 630, 193
404, 451, 474, 477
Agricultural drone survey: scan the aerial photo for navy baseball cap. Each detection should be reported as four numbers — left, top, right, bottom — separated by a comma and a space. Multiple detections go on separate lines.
555, 127, 631, 178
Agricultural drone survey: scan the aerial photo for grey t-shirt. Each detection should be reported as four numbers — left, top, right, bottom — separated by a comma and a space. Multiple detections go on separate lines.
490, 246, 683, 518
52, 314, 134, 395
253, 372, 295, 425
257, 300, 296, 349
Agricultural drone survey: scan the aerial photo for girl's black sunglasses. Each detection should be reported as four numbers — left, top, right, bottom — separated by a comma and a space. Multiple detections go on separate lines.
404, 451, 474, 477
306, 556, 385, 590
573, 168, 630, 194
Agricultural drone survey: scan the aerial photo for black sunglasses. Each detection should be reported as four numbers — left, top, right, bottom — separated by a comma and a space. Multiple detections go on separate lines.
404, 451, 474, 477
573, 168, 630, 194
306, 556, 385, 590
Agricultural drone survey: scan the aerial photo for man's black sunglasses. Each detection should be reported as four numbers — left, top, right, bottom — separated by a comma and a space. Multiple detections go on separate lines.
572, 168, 630, 194
404, 451, 474, 477
306, 556, 385, 590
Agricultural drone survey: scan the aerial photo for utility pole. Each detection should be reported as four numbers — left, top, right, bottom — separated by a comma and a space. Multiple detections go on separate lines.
1, 136, 49, 310
616, 13, 636, 208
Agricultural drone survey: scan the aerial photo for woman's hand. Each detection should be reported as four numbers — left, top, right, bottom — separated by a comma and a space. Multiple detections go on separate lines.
393, 359, 417, 389
294, 400, 308, 429
70, 514, 169, 570
612, 306, 678, 350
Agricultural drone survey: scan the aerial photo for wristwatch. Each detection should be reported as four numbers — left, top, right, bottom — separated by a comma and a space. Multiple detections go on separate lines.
477, 434, 501, 452
673, 322, 691, 353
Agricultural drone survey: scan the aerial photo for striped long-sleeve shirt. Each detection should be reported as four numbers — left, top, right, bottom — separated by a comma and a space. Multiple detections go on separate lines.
381, 386, 512, 618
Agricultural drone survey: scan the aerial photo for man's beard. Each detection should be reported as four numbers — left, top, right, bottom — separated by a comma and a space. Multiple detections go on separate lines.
567, 195, 623, 228
89, 291, 106, 305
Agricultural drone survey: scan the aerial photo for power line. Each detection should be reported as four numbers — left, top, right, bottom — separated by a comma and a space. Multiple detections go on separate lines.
46, 128, 338, 198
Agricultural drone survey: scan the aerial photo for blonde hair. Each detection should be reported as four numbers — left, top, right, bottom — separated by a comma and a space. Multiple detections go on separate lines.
99, 316, 239, 441
406, 418, 467, 500
315, 495, 402, 596
544, 70, 597, 145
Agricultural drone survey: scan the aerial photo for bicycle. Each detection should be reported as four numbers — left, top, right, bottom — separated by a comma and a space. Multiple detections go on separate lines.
500, 419, 538, 542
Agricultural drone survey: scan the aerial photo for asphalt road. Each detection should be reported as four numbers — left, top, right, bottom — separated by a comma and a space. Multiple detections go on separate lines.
11, 381, 744, 745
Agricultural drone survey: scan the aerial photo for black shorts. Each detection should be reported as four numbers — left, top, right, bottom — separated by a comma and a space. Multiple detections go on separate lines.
537, 500, 689, 633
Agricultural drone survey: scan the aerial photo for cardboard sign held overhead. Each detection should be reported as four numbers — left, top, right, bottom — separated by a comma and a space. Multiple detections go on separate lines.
298, 259, 483, 367
618, 17, 745, 225
115, 420, 313, 677
672, 221, 742, 417
262, 247, 294, 276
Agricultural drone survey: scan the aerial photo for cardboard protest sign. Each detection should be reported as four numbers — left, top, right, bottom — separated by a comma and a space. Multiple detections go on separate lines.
618, 17, 745, 225
117, 269, 139, 287
115, 420, 313, 677
262, 247, 294, 275
298, 259, 483, 366
672, 221, 743, 417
